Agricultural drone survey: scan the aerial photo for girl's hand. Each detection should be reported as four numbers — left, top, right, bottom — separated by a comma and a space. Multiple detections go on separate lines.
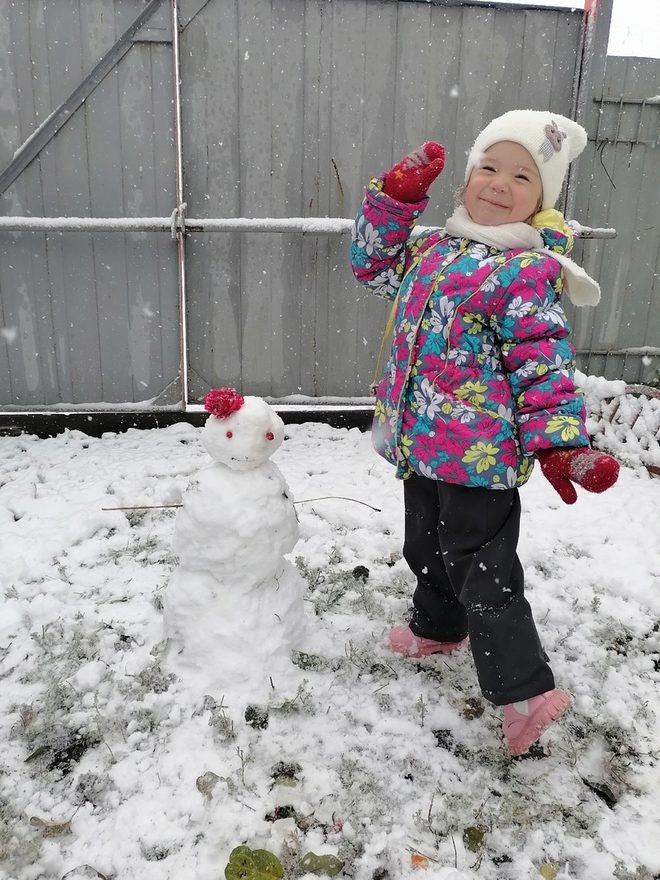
382, 142, 445, 203
536, 447, 619, 505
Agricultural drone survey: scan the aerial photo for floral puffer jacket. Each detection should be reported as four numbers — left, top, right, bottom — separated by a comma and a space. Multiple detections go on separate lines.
350, 177, 590, 489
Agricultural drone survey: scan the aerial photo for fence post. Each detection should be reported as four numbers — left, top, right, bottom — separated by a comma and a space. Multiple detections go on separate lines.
566, 0, 614, 218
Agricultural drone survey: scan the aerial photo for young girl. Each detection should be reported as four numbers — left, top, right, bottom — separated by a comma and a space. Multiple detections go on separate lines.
350, 110, 619, 756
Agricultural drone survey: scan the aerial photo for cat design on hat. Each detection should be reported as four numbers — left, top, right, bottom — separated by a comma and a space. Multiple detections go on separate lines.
539, 120, 568, 162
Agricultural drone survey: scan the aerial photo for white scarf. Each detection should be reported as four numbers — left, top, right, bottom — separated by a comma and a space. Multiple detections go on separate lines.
444, 205, 600, 306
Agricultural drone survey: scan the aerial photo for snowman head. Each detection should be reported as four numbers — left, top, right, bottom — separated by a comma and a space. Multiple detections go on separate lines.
201, 388, 285, 470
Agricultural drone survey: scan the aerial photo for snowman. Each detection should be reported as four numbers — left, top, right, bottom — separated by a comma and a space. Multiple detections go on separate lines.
163, 387, 307, 702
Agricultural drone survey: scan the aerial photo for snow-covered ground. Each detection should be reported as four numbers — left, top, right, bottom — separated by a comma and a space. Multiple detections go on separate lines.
0, 379, 659, 880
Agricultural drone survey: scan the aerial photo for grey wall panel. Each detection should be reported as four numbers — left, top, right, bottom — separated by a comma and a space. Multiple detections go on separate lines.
181, 0, 242, 397
570, 55, 660, 384
0, 2, 54, 404
325, 0, 389, 398
239, 0, 282, 395
0, 11, 18, 175
301, 0, 334, 398
0, 0, 178, 406
270, 0, 308, 397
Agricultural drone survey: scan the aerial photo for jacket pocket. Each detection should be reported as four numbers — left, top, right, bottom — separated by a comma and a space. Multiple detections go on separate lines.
432, 363, 515, 427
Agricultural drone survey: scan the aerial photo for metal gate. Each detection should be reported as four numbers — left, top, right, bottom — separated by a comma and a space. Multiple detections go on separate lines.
0, 0, 626, 413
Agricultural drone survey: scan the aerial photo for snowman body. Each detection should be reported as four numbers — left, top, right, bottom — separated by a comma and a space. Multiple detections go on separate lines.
163, 391, 306, 699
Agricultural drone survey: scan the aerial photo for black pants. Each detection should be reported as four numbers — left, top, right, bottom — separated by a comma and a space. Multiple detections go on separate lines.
402, 473, 555, 705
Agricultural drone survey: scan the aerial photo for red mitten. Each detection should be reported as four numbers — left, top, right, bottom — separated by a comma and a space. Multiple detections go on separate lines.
536, 447, 620, 505
382, 141, 446, 203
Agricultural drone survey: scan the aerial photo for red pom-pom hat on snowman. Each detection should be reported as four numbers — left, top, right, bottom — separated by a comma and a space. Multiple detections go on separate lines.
202, 387, 285, 471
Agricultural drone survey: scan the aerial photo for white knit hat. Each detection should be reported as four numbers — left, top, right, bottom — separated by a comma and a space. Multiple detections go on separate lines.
465, 109, 588, 210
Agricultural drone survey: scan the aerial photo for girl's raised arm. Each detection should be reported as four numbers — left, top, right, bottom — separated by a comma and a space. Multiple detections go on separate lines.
350, 142, 445, 300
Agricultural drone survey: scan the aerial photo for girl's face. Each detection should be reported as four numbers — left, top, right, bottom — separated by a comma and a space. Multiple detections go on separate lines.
464, 141, 543, 225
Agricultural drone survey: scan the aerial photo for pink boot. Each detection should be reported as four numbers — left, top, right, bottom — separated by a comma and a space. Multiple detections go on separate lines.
502, 689, 571, 756
388, 625, 469, 658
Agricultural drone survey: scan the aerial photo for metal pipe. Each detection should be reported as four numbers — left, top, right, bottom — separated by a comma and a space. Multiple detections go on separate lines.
185, 218, 355, 233
0, 216, 354, 233
595, 96, 660, 105
0, 216, 617, 238
577, 347, 660, 356
572, 226, 617, 239
0, 216, 175, 231
171, 0, 188, 410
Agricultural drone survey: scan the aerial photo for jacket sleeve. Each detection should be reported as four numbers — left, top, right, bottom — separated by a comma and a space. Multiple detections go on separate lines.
350, 176, 431, 301
491, 255, 590, 455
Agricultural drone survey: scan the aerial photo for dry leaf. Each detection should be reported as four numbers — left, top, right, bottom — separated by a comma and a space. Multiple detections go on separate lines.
29, 815, 72, 837
196, 771, 221, 799
410, 852, 429, 870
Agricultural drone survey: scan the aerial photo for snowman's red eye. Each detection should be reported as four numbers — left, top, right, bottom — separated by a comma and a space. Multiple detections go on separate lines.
226, 431, 233, 439
265, 431, 274, 441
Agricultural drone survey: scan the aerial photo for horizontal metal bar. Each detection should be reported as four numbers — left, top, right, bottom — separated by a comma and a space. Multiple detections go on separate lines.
0, 216, 174, 232
400, 0, 580, 10
0, 216, 353, 234
576, 347, 660, 356
594, 96, 660, 105
0, 216, 618, 238
589, 137, 657, 146
572, 225, 617, 239
186, 218, 355, 233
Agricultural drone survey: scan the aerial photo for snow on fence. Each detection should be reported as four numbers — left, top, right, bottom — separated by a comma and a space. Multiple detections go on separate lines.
579, 372, 660, 475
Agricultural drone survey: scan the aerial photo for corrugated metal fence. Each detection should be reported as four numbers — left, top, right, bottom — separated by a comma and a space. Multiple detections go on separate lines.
571, 55, 660, 383
0, 0, 179, 406
0, 0, 657, 409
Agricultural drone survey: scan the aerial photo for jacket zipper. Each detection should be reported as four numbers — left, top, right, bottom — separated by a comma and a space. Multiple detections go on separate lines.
391, 251, 518, 458
391, 249, 464, 458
